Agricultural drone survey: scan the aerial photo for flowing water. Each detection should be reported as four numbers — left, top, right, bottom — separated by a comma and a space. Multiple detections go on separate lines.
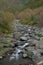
0, 21, 43, 65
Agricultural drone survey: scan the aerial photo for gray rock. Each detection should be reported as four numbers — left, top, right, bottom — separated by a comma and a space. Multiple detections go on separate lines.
22, 54, 27, 58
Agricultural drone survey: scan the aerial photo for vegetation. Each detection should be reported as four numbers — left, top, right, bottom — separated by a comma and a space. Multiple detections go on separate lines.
0, 0, 43, 13
0, 11, 14, 33
23, 0, 43, 9
0, 47, 13, 56
35, 33, 43, 37
20, 16, 37, 25
0, 0, 43, 33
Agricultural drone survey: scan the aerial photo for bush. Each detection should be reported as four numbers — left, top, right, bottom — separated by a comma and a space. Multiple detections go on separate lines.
0, 11, 14, 33
20, 16, 37, 26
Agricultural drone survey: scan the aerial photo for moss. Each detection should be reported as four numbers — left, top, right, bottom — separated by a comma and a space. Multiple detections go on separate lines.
0, 53, 6, 57
35, 33, 43, 37
0, 47, 13, 56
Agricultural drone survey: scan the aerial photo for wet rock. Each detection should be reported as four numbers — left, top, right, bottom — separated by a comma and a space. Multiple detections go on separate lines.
22, 54, 27, 58
0, 45, 3, 48
10, 43, 15, 48
0, 56, 3, 60
20, 37, 27, 41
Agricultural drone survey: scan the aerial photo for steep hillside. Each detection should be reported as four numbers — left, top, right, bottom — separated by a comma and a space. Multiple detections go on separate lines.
15, 6, 43, 19
0, 0, 43, 13
0, 0, 28, 13
16, 6, 43, 26
0, 0, 43, 28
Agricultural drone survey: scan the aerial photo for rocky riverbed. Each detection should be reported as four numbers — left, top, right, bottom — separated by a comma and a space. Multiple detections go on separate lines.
0, 21, 43, 65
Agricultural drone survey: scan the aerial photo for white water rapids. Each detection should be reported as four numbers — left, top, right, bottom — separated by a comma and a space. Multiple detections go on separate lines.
10, 43, 30, 61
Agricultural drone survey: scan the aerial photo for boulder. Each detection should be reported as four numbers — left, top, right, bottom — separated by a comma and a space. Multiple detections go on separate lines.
22, 53, 27, 58
20, 37, 27, 41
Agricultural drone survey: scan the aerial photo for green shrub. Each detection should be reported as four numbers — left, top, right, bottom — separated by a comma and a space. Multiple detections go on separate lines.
20, 16, 37, 26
